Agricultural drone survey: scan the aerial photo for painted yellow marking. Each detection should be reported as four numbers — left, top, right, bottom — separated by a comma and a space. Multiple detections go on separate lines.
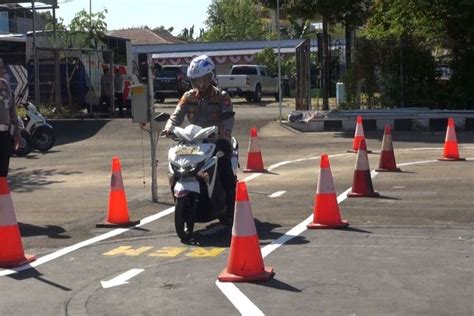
186, 247, 225, 258
149, 247, 188, 257
103, 246, 153, 256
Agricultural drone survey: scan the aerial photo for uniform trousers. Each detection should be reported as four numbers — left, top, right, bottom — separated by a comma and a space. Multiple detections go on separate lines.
0, 131, 12, 177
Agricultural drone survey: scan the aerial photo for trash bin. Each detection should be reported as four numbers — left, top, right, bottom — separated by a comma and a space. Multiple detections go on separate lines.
336, 82, 346, 106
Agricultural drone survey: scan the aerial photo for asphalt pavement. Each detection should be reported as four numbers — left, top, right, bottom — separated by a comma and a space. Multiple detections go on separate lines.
1, 100, 473, 315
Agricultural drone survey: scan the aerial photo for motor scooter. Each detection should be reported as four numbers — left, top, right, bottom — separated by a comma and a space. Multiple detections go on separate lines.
155, 112, 238, 242
20, 102, 55, 152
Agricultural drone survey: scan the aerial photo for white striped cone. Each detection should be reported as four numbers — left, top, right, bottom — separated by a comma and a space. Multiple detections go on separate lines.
218, 181, 274, 282
348, 139, 380, 198
376, 125, 401, 172
308, 155, 348, 229
438, 118, 465, 161
348, 116, 372, 153
0, 177, 36, 268
243, 127, 266, 172
97, 157, 139, 227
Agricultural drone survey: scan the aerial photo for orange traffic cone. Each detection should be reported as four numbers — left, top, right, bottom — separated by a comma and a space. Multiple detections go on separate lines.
0, 177, 36, 268
96, 157, 140, 228
307, 155, 348, 229
438, 118, 466, 161
243, 127, 267, 173
218, 181, 274, 282
348, 116, 372, 153
348, 139, 380, 198
376, 125, 401, 172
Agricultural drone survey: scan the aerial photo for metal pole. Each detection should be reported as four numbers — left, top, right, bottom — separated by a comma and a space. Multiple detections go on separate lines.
32, 1, 40, 106
52, 4, 61, 107
277, 0, 282, 122
147, 54, 158, 202
88, 0, 92, 114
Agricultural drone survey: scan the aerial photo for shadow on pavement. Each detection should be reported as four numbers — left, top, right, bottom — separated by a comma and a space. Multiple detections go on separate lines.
19, 222, 70, 239
255, 277, 302, 293
8, 167, 82, 193
8, 267, 72, 291
50, 119, 110, 146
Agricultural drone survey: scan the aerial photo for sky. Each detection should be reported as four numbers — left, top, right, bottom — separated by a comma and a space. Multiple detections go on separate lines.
54, 0, 213, 35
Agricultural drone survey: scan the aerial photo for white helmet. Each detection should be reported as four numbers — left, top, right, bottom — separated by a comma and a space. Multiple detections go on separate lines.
187, 55, 215, 79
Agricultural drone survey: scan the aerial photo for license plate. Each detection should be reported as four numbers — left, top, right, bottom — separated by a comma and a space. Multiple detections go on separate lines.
227, 88, 237, 92
176, 146, 201, 155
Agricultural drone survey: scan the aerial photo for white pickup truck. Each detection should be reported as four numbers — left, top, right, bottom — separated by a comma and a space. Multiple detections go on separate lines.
216, 65, 280, 103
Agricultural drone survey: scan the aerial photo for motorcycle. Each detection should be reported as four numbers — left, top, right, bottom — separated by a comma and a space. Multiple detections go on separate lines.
11, 117, 34, 157
20, 102, 55, 152
155, 112, 239, 242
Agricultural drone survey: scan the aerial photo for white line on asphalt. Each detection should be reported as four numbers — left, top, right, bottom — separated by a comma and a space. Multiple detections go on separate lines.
218, 156, 474, 315
268, 191, 286, 198
0, 207, 175, 277
101, 268, 145, 289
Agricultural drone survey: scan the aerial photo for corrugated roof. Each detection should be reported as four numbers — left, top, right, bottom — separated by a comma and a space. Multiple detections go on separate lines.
108, 28, 184, 45
152, 47, 318, 59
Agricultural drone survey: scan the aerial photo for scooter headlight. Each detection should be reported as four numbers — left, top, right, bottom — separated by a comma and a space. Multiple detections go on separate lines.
171, 161, 204, 177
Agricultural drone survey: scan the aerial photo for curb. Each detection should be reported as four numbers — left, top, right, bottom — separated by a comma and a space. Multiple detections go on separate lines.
285, 115, 474, 133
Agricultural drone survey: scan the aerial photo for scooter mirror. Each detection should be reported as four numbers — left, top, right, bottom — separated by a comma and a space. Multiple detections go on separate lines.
154, 112, 171, 122
220, 111, 235, 121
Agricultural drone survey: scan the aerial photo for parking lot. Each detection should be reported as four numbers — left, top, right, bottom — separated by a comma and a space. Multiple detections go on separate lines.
1, 103, 473, 315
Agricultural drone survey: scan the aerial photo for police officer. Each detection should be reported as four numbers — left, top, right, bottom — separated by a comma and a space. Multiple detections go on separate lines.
0, 58, 20, 177
161, 55, 236, 224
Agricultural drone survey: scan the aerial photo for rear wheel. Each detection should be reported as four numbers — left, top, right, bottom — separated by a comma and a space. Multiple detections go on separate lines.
252, 85, 262, 103
174, 194, 196, 242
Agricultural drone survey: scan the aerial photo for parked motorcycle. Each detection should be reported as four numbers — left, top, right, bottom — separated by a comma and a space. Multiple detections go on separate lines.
155, 112, 239, 242
20, 102, 55, 152
11, 117, 34, 157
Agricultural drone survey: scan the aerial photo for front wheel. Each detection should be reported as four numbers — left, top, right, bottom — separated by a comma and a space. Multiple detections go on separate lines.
175, 194, 196, 242
33, 126, 55, 151
12, 129, 34, 157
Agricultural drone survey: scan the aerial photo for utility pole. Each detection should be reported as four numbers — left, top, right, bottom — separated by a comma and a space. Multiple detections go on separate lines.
277, 0, 282, 122
32, 1, 40, 106
147, 54, 158, 202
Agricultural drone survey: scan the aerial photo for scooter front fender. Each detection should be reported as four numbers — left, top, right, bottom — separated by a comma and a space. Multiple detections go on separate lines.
174, 179, 200, 198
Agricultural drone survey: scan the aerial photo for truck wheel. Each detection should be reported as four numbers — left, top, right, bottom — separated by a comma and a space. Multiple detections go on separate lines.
252, 85, 262, 103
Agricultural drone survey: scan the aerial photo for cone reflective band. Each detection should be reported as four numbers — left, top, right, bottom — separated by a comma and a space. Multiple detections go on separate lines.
376, 125, 401, 172
307, 155, 348, 229
438, 118, 465, 161
97, 157, 140, 228
218, 181, 274, 282
348, 116, 371, 153
348, 139, 380, 198
243, 127, 267, 172
0, 177, 36, 268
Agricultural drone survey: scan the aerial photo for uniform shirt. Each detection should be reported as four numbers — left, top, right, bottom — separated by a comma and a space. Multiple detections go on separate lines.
0, 78, 19, 137
165, 85, 234, 136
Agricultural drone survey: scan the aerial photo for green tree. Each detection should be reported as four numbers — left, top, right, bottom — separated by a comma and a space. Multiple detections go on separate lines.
202, 0, 267, 41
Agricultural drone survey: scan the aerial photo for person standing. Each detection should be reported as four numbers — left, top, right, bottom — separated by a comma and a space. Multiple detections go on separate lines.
0, 58, 20, 177
100, 68, 112, 115
114, 68, 124, 117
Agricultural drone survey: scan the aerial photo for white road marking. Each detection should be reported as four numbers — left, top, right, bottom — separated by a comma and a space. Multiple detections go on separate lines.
268, 191, 286, 198
218, 156, 474, 314
215, 281, 264, 316
0, 207, 175, 277
101, 268, 144, 289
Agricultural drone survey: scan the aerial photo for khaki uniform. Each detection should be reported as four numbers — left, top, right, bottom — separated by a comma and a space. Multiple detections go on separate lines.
0, 77, 19, 176
165, 85, 234, 136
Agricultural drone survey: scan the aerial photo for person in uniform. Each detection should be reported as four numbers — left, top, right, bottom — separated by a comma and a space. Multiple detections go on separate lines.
0, 58, 20, 177
161, 55, 236, 225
